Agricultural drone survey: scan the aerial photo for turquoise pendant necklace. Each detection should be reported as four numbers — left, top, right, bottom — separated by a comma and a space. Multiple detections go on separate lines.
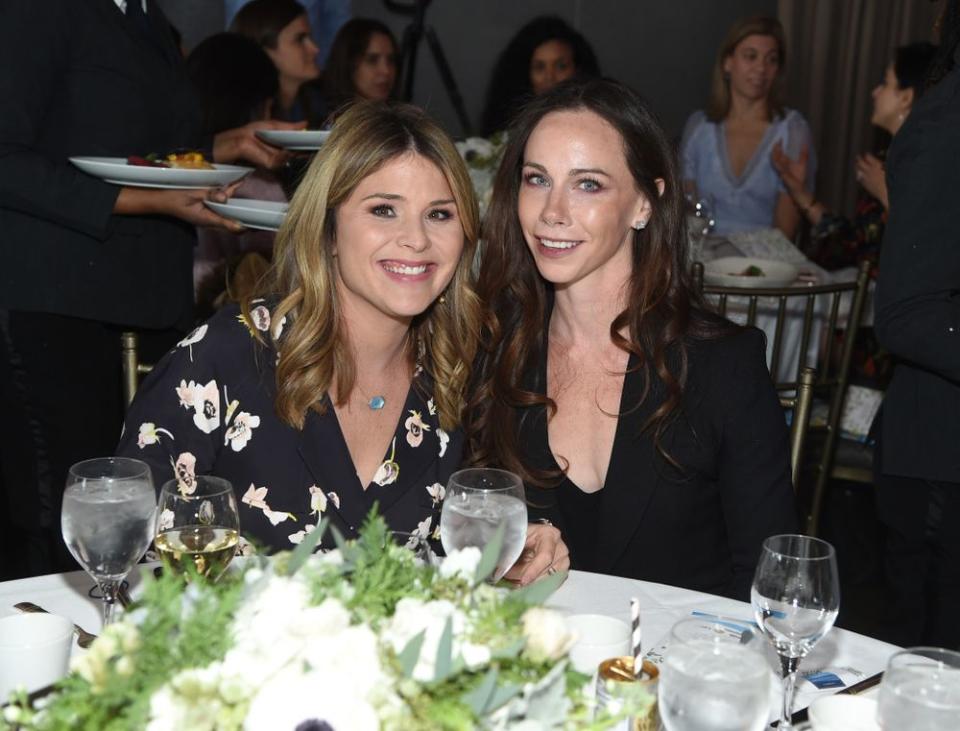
368, 395, 386, 410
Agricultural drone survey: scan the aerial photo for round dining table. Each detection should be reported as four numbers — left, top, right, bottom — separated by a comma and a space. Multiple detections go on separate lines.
0, 566, 896, 720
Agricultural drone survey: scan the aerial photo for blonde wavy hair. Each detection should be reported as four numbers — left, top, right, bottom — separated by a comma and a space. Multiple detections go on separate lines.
245, 101, 481, 432
707, 16, 786, 122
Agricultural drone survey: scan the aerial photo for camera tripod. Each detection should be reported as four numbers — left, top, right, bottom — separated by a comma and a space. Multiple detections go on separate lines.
384, 0, 473, 136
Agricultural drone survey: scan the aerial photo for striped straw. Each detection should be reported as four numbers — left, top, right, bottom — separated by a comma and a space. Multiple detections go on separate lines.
630, 597, 642, 678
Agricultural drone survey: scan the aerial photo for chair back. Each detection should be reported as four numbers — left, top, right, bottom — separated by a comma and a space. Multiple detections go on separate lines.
693, 260, 872, 534
779, 366, 816, 491
120, 332, 154, 409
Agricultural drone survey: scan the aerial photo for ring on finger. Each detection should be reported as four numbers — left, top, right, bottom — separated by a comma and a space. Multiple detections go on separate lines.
546, 565, 558, 575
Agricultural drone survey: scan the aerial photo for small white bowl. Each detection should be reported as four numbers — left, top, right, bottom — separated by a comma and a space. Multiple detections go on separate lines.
808, 694, 880, 731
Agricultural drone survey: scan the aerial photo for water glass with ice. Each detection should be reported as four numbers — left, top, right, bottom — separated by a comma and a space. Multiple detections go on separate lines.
877, 647, 960, 730
659, 617, 772, 731
61, 457, 156, 625
439, 468, 527, 582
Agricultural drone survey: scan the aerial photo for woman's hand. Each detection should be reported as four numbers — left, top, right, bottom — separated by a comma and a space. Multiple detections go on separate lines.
115, 181, 245, 231
212, 120, 306, 170
855, 153, 889, 209
503, 523, 571, 586
771, 141, 810, 200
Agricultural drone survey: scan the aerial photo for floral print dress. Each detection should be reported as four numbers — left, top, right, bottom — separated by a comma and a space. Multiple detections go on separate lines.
116, 303, 461, 554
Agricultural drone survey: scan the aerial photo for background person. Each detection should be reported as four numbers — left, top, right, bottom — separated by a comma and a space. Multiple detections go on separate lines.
680, 16, 815, 240
322, 18, 399, 114
480, 15, 600, 137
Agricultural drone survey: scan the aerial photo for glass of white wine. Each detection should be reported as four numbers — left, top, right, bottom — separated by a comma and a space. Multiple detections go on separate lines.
439, 468, 527, 582
61, 457, 156, 626
155, 475, 239, 582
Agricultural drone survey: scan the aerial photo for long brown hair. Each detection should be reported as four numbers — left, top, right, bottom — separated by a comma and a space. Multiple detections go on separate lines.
245, 101, 481, 432
707, 16, 786, 122
468, 78, 732, 483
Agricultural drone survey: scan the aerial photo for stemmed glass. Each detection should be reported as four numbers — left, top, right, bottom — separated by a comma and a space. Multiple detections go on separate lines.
658, 617, 772, 731
751, 534, 840, 730
61, 457, 157, 626
877, 647, 960, 730
154, 475, 240, 582
439, 468, 527, 582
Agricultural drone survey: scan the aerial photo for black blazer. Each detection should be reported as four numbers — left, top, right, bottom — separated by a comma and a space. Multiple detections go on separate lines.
875, 49, 960, 483
116, 304, 463, 552
519, 326, 797, 600
0, 0, 200, 329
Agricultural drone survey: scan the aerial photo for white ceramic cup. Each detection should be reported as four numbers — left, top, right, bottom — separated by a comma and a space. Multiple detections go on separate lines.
565, 613, 632, 675
808, 695, 880, 731
0, 613, 74, 700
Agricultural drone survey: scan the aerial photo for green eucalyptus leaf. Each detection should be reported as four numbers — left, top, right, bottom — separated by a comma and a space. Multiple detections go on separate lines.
486, 681, 523, 713
491, 637, 525, 660
433, 615, 454, 681
508, 569, 567, 605
397, 629, 427, 679
473, 521, 506, 584
284, 517, 328, 576
461, 666, 498, 716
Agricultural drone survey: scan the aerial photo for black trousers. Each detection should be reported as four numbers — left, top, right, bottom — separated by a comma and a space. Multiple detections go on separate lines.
0, 310, 180, 579
875, 438, 960, 650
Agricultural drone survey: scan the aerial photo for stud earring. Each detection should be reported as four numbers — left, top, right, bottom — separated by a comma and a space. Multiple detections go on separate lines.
437, 293, 447, 305
632, 220, 647, 231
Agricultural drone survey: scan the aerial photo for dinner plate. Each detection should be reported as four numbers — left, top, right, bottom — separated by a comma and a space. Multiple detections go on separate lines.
204, 198, 288, 231
255, 129, 331, 151
703, 257, 800, 288
69, 157, 253, 189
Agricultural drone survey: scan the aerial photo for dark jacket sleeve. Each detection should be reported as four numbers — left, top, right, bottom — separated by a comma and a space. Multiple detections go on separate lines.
875, 71, 960, 383
0, 1, 119, 239
716, 329, 798, 598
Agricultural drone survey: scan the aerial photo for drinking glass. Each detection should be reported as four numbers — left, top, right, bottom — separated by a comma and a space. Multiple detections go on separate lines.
751, 534, 840, 730
877, 647, 960, 730
658, 617, 772, 731
154, 475, 239, 582
439, 468, 527, 582
61, 457, 156, 625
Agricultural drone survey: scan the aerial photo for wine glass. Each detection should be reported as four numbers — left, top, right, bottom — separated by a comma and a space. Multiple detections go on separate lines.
877, 647, 960, 730
61, 457, 156, 626
439, 468, 527, 582
751, 534, 840, 730
154, 475, 239, 582
658, 617, 772, 731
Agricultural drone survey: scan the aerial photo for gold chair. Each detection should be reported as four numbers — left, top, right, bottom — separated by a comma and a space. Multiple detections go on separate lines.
693, 260, 872, 534
781, 366, 816, 492
120, 332, 153, 409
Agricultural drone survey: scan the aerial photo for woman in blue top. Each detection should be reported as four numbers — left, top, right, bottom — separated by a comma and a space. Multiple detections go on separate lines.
680, 16, 815, 239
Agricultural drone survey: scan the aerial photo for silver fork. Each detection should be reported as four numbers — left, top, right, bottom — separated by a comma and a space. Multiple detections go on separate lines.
13, 602, 97, 648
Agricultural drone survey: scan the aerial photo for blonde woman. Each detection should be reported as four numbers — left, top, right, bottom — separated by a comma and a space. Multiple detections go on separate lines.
119, 102, 485, 553
680, 16, 815, 240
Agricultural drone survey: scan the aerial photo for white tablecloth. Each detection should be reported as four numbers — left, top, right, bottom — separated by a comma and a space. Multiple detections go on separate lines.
0, 567, 897, 716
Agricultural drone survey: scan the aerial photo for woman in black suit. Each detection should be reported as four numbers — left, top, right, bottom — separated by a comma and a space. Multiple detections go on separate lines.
470, 79, 797, 600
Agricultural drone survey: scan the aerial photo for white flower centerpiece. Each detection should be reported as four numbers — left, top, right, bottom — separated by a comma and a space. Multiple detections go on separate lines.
455, 132, 508, 218
2, 512, 652, 730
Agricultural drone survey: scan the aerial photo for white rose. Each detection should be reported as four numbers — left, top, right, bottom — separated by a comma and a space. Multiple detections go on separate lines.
439, 546, 482, 583
521, 608, 577, 663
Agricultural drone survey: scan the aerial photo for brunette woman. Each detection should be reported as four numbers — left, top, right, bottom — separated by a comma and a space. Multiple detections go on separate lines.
471, 79, 796, 600
322, 19, 398, 113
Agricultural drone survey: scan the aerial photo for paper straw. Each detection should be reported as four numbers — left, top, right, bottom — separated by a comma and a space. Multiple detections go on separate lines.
630, 597, 642, 678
